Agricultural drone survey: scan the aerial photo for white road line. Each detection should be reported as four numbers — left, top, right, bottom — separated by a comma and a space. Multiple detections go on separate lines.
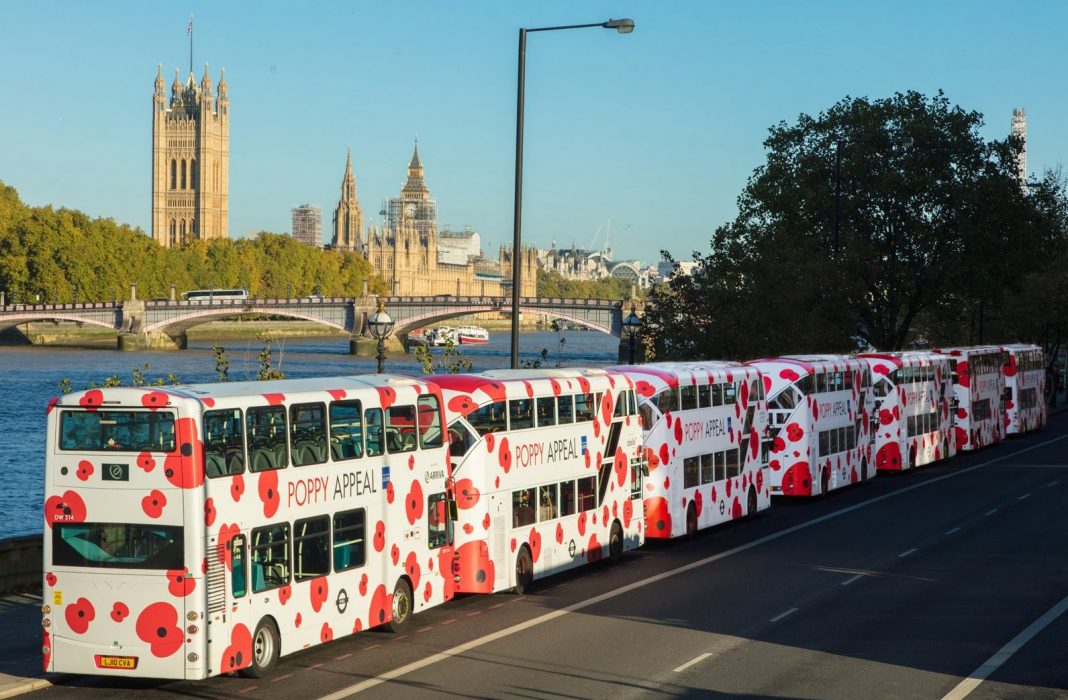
1048, 480, 1060, 487
985, 508, 999, 516
942, 593, 1068, 700
1017, 493, 1031, 500
945, 527, 961, 536
769, 607, 799, 623
672, 652, 713, 673
315, 432, 1068, 700
841, 573, 864, 586
899, 548, 918, 558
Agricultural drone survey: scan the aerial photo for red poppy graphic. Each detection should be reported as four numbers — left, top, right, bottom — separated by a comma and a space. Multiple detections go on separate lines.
295, 612, 302, 628
278, 584, 292, 605
455, 478, 480, 509
45, 572, 57, 587
405, 479, 425, 525
310, 576, 329, 613
498, 437, 512, 473
359, 572, 369, 597
76, 460, 94, 481
577, 510, 588, 537
167, 568, 195, 597
376, 386, 397, 410
204, 498, 216, 527
79, 389, 103, 411
258, 469, 280, 518
135, 602, 183, 658
262, 393, 286, 406
216, 523, 239, 571
424, 581, 433, 603
390, 543, 400, 566
163, 417, 204, 489
586, 534, 603, 563
46, 396, 59, 414
45, 490, 87, 528
328, 389, 347, 401
613, 447, 628, 487
320, 622, 333, 643
142, 489, 167, 519
786, 422, 804, 442
230, 474, 245, 502
528, 527, 542, 563
385, 481, 395, 504
141, 391, 169, 410
219, 623, 252, 673
137, 452, 156, 473
373, 520, 386, 552
482, 512, 491, 530
779, 368, 799, 382
447, 395, 476, 416
65, 597, 95, 634
111, 602, 129, 623
405, 551, 422, 592
369, 584, 392, 627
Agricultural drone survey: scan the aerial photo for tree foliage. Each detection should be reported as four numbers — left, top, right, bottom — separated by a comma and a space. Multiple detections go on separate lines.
0, 180, 387, 303
536, 269, 638, 300
646, 91, 1067, 360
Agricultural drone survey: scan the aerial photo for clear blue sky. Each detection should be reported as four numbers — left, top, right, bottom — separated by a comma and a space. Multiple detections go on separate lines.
1, 1, 1065, 263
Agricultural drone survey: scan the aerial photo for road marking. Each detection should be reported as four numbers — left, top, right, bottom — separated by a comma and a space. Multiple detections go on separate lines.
238, 686, 259, 694
315, 431, 1068, 700
417, 626, 433, 633
389, 635, 408, 643
841, 573, 864, 586
271, 674, 293, 682
310, 663, 325, 670
466, 610, 482, 617
673, 652, 713, 673
945, 527, 961, 536
899, 548, 917, 558
439, 618, 457, 625
942, 593, 1068, 700
1048, 480, 1060, 487
488, 603, 505, 610
985, 508, 999, 516
1017, 493, 1031, 500
334, 653, 353, 660
769, 607, 799, 623
362, 644, 380, 651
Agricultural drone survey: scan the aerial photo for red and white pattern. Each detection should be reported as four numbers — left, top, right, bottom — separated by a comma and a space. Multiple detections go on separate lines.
935, 346, 1006, 451
1000, 344, 1048, 435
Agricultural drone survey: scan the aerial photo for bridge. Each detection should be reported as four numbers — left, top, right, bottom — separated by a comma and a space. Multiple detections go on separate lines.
0, 291, 644, 357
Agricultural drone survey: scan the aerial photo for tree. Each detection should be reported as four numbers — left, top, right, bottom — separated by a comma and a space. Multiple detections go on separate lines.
645, 91, 1064, 359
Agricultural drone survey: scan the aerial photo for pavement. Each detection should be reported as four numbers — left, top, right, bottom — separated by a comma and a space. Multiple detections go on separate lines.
2, 391, 1059, 696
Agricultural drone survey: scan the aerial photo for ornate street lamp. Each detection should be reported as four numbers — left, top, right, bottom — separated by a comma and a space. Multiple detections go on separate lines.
510, 17, 635, 368
622, 304, 642, 364
367, 298, 395, 374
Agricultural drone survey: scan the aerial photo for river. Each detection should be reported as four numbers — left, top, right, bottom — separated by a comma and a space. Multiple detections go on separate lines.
0, 330, 618, 538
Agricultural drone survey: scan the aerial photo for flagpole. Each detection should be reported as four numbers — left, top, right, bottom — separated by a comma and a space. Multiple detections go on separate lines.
188, 12, 194, 75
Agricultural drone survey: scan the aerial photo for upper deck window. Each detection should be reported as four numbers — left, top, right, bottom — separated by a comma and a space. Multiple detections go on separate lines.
59, 410, 176, 453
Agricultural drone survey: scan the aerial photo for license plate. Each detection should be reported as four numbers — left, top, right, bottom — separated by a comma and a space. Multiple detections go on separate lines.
96, 655, 138, 670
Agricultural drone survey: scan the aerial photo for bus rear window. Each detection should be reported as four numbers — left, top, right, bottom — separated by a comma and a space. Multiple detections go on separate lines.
52, 522, 183, 570
59, 410, 176, 453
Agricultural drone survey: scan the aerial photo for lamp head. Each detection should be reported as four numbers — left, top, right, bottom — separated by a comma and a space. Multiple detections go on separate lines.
604, 18, 635, 33
368, 299, 395, 339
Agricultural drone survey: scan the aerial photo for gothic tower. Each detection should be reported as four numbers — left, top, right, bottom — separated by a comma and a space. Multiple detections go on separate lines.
151, 63, 229, 247
331, 147, 363, 252
1011, 107, 1027, 187
382, 141, 437, 240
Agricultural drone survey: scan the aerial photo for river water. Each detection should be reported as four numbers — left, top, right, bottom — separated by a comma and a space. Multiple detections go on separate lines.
0, 330, 617, 538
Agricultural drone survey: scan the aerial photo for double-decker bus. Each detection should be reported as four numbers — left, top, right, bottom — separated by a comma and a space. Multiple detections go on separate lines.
745, 355, 873, 496
434, 369, 644, 594
1000, 344, 1047, 435
182, 288, 249, 303
613, 361, 771, 539
935, 346, 1006, 451
858, 351, 956, 471
42, 376, 455, 680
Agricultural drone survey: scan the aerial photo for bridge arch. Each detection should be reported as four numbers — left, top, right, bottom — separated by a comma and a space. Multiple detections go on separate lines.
0, 313, 119, 334
394, 305, 616, 337
143, 306, 349, 335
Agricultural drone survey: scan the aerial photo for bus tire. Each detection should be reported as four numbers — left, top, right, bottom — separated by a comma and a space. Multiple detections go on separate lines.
860, 459, 869, 482
388, 578, 413, 633
820, 469, 830, 497
513, 546, 533, 594
240, 617, 279, 678
942, 439, 949, 461
747, 486, 758, 518
609, 521, 624, 562
908, 445, 917, 471
685, 503, 698, 538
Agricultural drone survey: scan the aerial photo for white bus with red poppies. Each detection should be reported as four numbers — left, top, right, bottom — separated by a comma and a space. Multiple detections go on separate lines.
613, 361, 772, 538
858, 352, 956, 471
434, 369, 644, 594
745, 355, 874, 496
42, 376, 456, 680
935, 346, 1006, 451
1000, 344, 1047, 435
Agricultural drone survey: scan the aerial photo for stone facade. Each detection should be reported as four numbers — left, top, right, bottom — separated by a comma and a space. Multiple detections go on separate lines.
355, 145, 537, 297
332, 148, 363, 251
151, 63, 229, 247
292, 204, 322, 247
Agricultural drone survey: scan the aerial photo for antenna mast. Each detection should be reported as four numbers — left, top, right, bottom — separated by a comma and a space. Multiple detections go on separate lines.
187, 12, 194, 75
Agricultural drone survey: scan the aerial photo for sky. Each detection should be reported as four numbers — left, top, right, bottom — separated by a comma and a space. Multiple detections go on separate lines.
1, 1, 1066, 264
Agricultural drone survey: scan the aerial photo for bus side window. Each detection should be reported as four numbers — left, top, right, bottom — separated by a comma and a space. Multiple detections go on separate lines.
447, 421, 477, 460
418, 395, 444, 449
333, 509, 366, 572
250, 523, 290, 593
387, 405, 418, 453
230, 534, 247, 598
575, 394, 595, 422
536, 396, 557, 427
329, 400, 364, 461
512, 488, 536, 527
247, 406, 288, 472
428, 493, 450, 548
698, 384, 711, 408
290, 402, 327, 467
557, 395, 575, 424
293, 516, 329, 581
365, 408, 384, 457
205, 409, 245, 478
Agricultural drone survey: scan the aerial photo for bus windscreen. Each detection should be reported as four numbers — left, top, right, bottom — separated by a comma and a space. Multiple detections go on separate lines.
52, 523, 184, 570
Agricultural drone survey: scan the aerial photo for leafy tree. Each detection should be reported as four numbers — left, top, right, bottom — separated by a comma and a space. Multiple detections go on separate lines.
646, 91, 1065, 359
415, 338, 472, 375
536, 269, 638, 300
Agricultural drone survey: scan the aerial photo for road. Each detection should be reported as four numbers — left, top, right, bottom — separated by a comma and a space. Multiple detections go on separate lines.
10, 411, 1068, 699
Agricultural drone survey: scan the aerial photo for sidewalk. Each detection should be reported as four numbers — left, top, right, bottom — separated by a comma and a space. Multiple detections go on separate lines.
0, 593, 55, 700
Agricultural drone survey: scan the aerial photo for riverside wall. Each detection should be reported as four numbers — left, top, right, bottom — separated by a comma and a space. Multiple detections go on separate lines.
0, 535, 41, 594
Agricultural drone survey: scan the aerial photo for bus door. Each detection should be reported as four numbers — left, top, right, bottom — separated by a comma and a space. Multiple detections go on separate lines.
205, 530, 250, 674
488, 491, 508, 589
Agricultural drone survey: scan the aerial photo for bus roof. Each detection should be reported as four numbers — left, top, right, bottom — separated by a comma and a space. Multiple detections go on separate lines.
858, 350, 948, 369
934, 345, 1003, 357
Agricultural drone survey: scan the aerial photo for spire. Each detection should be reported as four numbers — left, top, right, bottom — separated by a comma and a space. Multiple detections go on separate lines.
218, 67, 228, 92
346, 145, 353, 173
154, 63, 166, 104
201, 62, 212, 92
409, 138, 421, 169
402, 139, 429, 197
155, 63, 165, 89
172, 67, 182, 94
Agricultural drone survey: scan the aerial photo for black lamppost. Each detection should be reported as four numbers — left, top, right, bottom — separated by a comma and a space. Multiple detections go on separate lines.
622, 304, 642, 364
510, 17, 635, 369
367, 299, 395, 374
833, 135, 913, 256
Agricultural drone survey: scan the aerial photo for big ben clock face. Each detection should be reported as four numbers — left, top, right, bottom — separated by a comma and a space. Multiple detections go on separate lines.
404, 204, 417, 218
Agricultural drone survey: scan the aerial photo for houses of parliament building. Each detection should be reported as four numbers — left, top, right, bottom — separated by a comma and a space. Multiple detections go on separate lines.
150, 62, 535, 297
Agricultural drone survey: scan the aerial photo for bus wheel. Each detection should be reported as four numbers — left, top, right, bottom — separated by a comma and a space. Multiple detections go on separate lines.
908, 446, 917, 470
685, 503, 698, 538
747, 486, 758, 518
609, 521, 624, 562
942, 439, 949, 462
820, 469, 830, 497
240, 618, 279, 678
513, 546, 534, 594
859, 459, 869, 482
388, 578, 413, 633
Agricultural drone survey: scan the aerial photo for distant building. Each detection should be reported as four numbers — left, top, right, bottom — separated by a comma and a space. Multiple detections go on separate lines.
291, 205, 322, 247
608, 260, 657, 289
538, 242, 611, 281
1011, 107, 1028, 189
657, 259, 697, 279
151, 63, 229, 247
332, 148, 364, 252
360, 143, 536, 297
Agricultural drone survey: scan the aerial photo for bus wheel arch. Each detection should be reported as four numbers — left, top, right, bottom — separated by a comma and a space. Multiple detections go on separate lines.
685, 502, 698, 538
240, 616, 280, 678
746, 486, 758, 518
513, 545, 534, 594
388, 576, 414, 633
820, 468, 830, 497
609, 520, 624, 562
860, 458, 869, 482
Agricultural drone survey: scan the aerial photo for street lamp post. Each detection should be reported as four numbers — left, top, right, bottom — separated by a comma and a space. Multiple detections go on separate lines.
622, 305, 642, 364
367, 298, 395, 374
833, 136, 913, 256
510, 17, 635, 369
